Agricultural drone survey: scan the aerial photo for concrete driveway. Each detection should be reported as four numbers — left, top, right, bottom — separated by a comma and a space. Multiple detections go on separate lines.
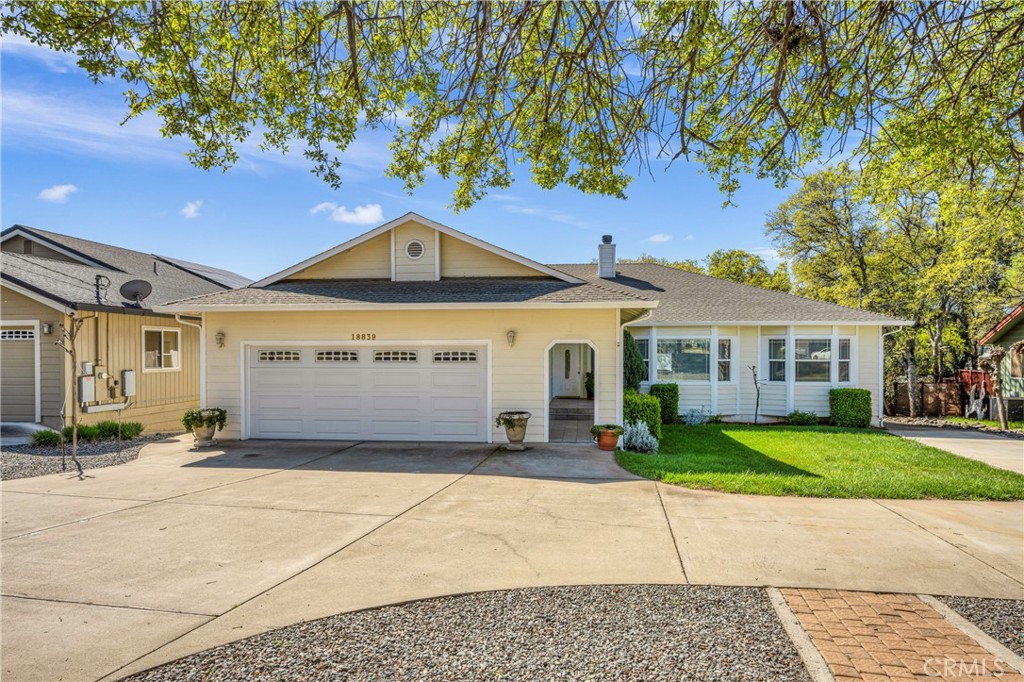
885, 422, 1024, 474
2, 436, 1022, 682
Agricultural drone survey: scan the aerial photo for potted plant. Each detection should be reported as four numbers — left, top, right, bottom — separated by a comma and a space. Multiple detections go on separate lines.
182, 408, 227, 447
584, 371, 595, 400
590, 423, 624, 451
495, 411, 532, 451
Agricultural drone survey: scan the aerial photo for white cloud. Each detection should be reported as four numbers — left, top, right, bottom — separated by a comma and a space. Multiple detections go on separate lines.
503, 205, 588, 228
749, 246, 783, 264
0, 34, 80, 73
180, 200, 203, 219
37, 183, 78, 203
684, 234, 695, 241
310, 202, 384, 225
647, 233, 672, 243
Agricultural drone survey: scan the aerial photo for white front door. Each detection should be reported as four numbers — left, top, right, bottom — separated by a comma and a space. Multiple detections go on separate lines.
552, 344, 582, 398
247, 344, 488, 441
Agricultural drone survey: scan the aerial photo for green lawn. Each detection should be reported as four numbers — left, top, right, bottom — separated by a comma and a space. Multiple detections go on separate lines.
944, 416, 1024, 431
616, 424, 1024, 500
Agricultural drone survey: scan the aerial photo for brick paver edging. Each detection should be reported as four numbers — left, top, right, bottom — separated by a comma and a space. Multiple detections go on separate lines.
781, 588, 1022, 681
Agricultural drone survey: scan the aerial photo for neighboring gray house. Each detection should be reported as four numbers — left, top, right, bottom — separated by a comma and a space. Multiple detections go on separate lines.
0, 225, 250, 430
980, 301, 1024, 419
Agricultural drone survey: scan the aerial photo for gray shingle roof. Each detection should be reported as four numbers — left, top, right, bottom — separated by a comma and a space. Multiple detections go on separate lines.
550, 263, 908, 324
166, 277, 653, 308
1, 225, 242, 309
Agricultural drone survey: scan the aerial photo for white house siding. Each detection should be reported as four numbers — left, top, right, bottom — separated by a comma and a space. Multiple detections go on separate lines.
203, 308, 619, 443
628, 322, 885, 422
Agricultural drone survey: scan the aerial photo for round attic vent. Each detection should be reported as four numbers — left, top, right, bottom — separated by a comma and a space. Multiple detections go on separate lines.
405, 239, 425, 260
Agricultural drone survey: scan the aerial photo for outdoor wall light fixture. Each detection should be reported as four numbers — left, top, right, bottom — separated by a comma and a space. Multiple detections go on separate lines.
506, 329, 516, 348
215, 331, 226, 348
41, 323, 52, 335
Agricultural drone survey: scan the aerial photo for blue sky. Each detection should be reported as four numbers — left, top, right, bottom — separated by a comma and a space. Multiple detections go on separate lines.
1, 35, 792, 281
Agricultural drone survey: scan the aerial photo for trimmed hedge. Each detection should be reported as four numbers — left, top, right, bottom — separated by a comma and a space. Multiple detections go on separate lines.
95, 420, 145, 440
624, 390, 661, 440
829, 388, 873, 428
31, 429, 63, 447
649, 383, 680, 425
787, 410, 819, 426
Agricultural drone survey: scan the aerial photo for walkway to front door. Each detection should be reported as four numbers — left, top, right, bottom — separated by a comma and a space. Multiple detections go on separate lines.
549, 398, 593, 442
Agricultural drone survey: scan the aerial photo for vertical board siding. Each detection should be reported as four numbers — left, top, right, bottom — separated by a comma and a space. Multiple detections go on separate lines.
204, 308, 618, 442
393, 222, 438, 281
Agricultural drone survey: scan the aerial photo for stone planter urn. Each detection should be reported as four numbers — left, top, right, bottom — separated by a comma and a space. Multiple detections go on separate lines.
192, 422, 217, 447
181, 408, 226, 448
496, 411, 532, 451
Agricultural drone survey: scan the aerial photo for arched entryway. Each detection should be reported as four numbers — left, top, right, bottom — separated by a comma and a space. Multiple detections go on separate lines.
545, 340, 597, 442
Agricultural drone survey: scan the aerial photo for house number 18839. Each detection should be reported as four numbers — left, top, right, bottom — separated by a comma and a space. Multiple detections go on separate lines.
351, 333, 377, 340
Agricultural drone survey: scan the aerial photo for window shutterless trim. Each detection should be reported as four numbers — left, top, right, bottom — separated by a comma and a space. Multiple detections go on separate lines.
141, 326, 182, 373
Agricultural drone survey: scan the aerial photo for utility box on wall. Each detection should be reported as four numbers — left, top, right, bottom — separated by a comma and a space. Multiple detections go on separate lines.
77, 375, 96, 403
121, 369, 137, 397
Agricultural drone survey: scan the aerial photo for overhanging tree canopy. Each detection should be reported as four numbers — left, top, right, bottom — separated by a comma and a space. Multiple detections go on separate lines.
4, 1, 1023, 208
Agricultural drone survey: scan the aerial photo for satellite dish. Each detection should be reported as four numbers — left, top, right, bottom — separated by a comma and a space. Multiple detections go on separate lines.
119, 279, 153, 305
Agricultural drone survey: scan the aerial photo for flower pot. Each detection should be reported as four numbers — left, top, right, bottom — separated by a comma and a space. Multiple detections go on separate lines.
192, 423, 216, 447
497, 411, 531, 451
597, 429, 619, 451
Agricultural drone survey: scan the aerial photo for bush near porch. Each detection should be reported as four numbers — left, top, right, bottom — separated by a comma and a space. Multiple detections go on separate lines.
616, 424, 1024, 500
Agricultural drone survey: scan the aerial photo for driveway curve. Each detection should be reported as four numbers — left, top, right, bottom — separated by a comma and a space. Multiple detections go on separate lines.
2, 436, 1021, 682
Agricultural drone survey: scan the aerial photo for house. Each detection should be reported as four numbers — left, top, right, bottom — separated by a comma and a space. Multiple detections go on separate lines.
0, 225, 251, 431
159, 213, 908, 443
979, 301, 1024, 420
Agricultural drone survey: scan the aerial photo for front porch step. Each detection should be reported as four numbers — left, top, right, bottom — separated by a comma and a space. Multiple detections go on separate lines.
550, 409, 594, 420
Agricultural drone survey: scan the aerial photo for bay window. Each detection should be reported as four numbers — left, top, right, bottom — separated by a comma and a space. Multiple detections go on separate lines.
635, 338, 650, 378
795, 339, 831, 382
717, 338, 732, 381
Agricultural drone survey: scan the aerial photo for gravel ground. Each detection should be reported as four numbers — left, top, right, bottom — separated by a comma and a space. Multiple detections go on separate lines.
1, 434, 175, 480
937, 596, 1024, 657
127, 585, 810, 682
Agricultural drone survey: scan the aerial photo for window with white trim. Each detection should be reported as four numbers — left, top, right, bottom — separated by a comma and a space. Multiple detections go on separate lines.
375, 350, 417, 362
657, 338, 710, 381
794, 339, 831, 382
635, 339, 650, 376
717, 339, 732, 382
1012, 348, 1024, 379
838, 339, 852, 382
433, 350, 477, 363
258, 349, 301, 362
0, 329, 35, 341
768, 338, 786, 382
144, 328, 180, 370
316, 350, 358, 362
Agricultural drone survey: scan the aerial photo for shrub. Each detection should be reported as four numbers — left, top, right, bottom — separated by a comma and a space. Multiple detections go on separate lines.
623, 330, 647, 391
624, 391, 661, 440
829, 388, 873, 428
707, 414, 723, 424
62, 424, 100, 442
649, 383, 680, 424
590, 423, 624, 437
182, 408, 227, 432
683, 407, 711, 426
31, 429, 62, 447
95, 420, 146, 440
787, 410, 819, 426
621, 420, 659, 453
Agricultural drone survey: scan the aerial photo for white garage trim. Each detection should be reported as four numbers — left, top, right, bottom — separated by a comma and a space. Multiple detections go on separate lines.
239, 339, 492, 442
1, 319, 41, 423
542, 338, 600, 443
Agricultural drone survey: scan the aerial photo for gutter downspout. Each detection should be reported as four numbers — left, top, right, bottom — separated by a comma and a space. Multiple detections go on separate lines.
175, 314, 205, 409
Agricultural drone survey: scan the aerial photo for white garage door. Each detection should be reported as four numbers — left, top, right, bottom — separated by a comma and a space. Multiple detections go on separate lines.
247, 345, 488, 441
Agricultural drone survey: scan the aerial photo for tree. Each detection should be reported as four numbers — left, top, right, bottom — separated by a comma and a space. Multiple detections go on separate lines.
766, 163, 1024, 416
619, 254, 703, 274
4, 2, 1022, 208
623, 330, 647, 392
56, 315, 87, 478
705, 249, 790, 292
